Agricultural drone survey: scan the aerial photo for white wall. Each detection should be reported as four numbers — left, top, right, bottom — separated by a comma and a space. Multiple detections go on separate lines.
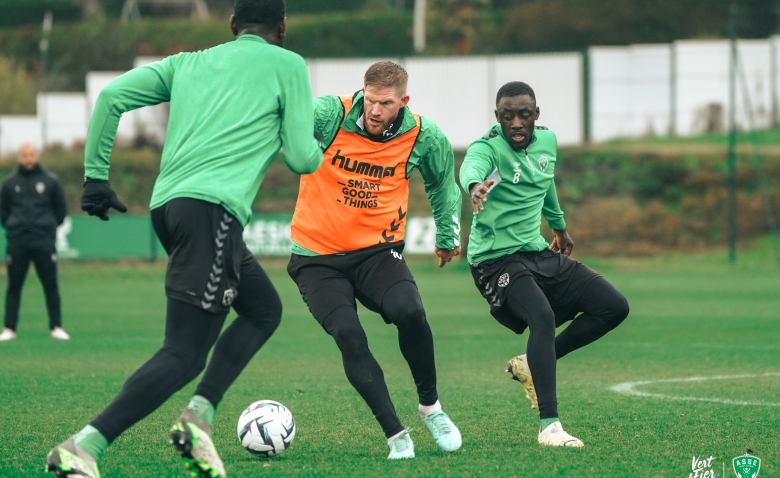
37, 93, 88, 149
405, 56, 492, 150
674, 39, 772, 136
308, 53, 584, 149
308, 58, 401, 98
0, 116, 42, 157
735, 40, 772, 129
8, 39, 780, 152
590, 45, 671, 142
492, 53, 583, 145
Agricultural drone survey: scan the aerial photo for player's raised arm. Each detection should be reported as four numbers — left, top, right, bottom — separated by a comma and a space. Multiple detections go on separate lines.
417, 119, 462, 267
279, 62, 323, 174
459, 139, 496, 214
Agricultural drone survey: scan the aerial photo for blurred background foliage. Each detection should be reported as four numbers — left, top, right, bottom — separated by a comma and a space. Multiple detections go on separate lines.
1, 0, 779, 256
0, 57, 37, 113
0, 0, 778, 94
1, 143, 776, 256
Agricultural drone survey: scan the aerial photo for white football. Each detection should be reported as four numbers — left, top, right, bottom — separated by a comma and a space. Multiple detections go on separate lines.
237, 400, 296, 457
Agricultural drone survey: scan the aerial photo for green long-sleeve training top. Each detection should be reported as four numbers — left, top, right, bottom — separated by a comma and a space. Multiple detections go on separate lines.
459, 125, 566, 264
84, 34, 322, 226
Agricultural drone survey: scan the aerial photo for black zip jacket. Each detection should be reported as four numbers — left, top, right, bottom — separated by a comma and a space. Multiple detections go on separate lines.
0, 165, 67, 244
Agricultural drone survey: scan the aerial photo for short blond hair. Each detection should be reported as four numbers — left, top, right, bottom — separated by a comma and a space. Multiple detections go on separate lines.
364, 61, 408, 95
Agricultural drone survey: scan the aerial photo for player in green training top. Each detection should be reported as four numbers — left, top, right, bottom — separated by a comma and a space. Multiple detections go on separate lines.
45, 1, 322, 477
459, 82, 629, 448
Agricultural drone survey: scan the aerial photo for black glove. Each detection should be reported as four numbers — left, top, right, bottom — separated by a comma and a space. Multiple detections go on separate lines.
81, 178, 127, 221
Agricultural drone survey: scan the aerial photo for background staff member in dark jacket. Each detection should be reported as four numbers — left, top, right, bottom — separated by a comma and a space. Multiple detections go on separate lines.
0, 143, 69, 342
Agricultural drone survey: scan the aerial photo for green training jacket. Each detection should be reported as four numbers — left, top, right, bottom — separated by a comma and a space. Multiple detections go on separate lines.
291, 91, 462, 255
459, 125, 566, 264
84, 34, 322, 226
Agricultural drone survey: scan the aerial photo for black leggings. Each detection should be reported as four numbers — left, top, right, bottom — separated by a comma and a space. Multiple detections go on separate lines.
504, 276, 629, 419
91, 260, 282, 443
322, 280, 437, 438
4, 242, 61, 331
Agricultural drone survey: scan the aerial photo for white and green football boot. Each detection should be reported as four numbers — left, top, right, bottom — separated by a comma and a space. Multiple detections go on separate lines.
169, 408, 226, 478
421, 411, 462, 452
387, 429, 415, 460
506, 354, 538, 409
45, 438, 100, 478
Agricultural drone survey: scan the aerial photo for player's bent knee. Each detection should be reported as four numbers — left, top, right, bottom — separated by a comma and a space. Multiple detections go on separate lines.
240, 291, 283, 331
259, 299, 283, 332
162, 346, 209, 382
388, 302, 426, 329
525, 308, 556, 336
332, 327, 369, 357
323, 307, 369, 356
610, 293, 630, 324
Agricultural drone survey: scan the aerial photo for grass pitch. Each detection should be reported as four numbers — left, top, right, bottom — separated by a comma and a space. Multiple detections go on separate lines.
0, 251, 778, 477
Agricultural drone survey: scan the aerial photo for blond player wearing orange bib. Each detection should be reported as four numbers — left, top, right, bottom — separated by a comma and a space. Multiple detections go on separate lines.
287, 61, 463, 459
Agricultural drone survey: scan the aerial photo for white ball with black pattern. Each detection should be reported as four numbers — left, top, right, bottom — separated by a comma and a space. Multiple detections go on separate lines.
237, 400, 296, 457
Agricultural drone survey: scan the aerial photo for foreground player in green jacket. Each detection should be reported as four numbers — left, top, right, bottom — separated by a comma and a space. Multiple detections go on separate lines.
460, 81, 629, 448
45, 1, 321, 477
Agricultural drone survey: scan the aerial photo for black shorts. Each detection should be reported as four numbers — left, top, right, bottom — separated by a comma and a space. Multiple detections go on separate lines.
151, 198, 247, 314
469, 248, 601, 332
287, 241, 415, 325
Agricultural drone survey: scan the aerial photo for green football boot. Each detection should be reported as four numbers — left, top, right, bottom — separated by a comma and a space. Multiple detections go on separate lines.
169, 408, 226, 478
45, 438, 100, 478
421, 410, 462, 452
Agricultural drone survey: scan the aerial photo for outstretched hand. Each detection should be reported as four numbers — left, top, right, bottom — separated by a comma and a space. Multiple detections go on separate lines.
81, 179, 128, 221
469, 180, 495, 215
550, 228, 574, 256
435, 247, 461, 268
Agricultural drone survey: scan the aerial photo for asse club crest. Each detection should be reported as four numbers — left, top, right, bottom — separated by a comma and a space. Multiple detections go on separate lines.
538, 155, 549, 172
733, 451, 760, 478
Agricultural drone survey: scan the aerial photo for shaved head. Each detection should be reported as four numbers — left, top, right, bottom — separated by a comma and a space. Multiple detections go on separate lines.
17, 143, 39, 170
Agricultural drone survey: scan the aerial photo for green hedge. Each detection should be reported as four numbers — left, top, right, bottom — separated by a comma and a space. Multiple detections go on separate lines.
285, 11, 412, 58
0, 11, 414, 91
1, 144, 777, 256
1, 1, 778, 91
0, 0, 81, 27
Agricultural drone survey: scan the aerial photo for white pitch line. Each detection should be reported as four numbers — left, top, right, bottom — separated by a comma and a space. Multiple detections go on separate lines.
610, 372, 780, 407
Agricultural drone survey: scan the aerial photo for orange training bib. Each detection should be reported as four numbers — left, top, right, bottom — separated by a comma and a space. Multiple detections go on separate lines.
291, 95, 421, 254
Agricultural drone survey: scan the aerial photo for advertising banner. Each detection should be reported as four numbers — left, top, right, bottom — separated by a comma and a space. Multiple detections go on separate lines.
0, 215, 438, 259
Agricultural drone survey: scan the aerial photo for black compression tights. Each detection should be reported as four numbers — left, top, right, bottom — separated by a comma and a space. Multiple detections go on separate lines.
503, 276, 629, 419
91, 296, 281, 443
322, 281, 437, 438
